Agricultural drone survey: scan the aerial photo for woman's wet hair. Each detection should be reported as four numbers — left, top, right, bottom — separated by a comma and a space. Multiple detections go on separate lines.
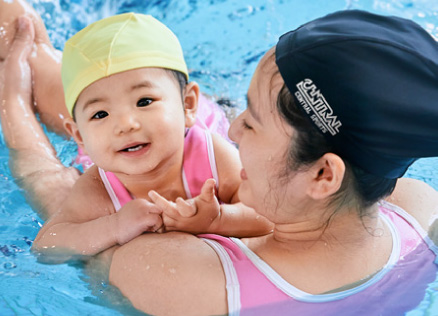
275, 79, 397, 215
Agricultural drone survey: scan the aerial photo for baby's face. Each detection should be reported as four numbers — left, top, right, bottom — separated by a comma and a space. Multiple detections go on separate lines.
72, 67, 188, 176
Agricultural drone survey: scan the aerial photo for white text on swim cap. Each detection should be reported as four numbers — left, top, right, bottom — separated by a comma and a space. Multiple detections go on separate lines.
295, 79, 342, 136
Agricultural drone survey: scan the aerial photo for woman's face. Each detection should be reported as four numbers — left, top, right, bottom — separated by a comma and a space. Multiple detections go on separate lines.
229, 50, 305, 219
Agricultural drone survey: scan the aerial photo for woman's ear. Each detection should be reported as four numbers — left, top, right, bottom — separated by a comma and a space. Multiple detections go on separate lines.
183, 82, 199, 128
63, 117, 86, 151
306, 153, 345, 200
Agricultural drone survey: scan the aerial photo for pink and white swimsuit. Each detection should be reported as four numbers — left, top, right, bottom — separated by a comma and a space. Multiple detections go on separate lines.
200, 201, 438, 315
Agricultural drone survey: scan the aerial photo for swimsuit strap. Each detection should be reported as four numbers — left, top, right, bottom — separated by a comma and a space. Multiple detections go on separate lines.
98, 167, 132, 212
182, 121, 219, 199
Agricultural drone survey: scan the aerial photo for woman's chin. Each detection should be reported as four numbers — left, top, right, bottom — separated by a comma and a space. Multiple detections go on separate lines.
237, 186, 255, 209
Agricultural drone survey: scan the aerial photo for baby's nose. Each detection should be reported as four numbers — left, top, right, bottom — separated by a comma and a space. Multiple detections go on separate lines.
115, 112, 141, 135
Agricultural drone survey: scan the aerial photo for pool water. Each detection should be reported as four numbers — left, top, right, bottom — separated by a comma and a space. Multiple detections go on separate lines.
1, 0, 438, 315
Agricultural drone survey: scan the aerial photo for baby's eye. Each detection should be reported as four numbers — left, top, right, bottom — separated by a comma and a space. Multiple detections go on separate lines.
91, 111, 108, 119
137, 98, 153, 107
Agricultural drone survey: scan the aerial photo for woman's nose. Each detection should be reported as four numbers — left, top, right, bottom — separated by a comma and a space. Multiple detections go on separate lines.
228, 114, 242, 143
114, 112, 141, 135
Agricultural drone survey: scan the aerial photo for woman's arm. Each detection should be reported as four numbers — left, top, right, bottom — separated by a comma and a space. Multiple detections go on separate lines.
109, 232, 228, 315
0, 16, 79, 220
1, 0, 70, 134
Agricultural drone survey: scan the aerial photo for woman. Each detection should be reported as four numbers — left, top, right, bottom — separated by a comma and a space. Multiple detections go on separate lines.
2, 6, 438, 316
108, 10, 438, 315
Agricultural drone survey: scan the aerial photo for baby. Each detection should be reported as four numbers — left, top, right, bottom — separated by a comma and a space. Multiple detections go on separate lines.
30, 13, 272, 262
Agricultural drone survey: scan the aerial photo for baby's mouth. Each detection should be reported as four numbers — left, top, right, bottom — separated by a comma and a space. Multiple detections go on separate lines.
120, 143, 149, 152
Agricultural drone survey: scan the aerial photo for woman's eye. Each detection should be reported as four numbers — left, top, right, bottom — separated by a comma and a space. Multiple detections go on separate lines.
241, 119, 253, 130
137, 98, 153, 107
91, 111, 108, 119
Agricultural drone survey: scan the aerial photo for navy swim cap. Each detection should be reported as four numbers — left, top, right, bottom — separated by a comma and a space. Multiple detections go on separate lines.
275, 10, 438, 179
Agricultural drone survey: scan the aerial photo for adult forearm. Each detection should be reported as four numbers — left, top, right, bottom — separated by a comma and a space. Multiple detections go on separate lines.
9, 149, 79, 220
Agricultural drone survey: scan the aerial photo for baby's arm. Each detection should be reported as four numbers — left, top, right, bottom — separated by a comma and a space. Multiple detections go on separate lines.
150, 179, 273, 237
32, 167, 163, 263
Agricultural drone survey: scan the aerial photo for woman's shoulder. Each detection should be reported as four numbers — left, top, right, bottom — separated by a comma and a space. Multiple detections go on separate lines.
109, 232, 228, 315
386, 178, 438, 233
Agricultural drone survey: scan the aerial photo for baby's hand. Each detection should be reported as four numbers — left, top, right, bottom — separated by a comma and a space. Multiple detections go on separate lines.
113, 199, 163, 245
148, 179, 220, 234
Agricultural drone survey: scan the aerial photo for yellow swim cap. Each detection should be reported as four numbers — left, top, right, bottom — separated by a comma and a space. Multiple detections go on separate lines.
61, 13, 189, 116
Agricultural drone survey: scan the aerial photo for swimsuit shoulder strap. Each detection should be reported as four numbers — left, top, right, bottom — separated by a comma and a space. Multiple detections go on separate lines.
182, 122, 219, 198
98, 167, 132, 211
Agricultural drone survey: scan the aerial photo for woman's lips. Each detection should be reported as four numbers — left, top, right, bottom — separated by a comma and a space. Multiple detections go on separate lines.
240, 168, 248, 180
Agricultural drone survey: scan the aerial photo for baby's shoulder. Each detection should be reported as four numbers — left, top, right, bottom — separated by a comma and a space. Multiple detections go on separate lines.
65, 165, 113, 212
211, 133, 242, 203
74, 165, 104, 188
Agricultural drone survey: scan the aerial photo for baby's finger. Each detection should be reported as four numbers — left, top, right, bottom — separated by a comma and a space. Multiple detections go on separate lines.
198, 179, 216, 203
148, 190, 179, 218
145, 214, 163, 233
143, 200, 163, 215
175, 197, 197, 218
